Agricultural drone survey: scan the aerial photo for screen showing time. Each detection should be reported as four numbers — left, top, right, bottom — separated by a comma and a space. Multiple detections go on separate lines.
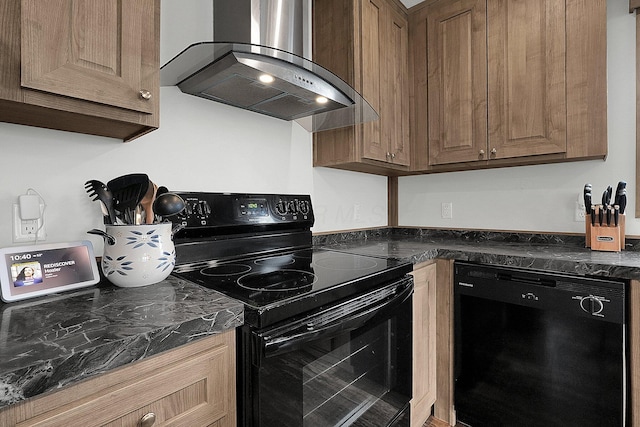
5, 246, 96, 295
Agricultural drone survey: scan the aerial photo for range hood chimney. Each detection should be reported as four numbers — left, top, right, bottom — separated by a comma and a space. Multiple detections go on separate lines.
161, 0, 378, 132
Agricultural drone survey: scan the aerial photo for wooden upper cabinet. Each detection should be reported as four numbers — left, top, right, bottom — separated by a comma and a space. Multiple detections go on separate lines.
21, 0, 156, 114
426, 0, 487, 165
488, 0, 567, 159
0, 0, 159, 141
362, 0, 385, 163
362, 0, 410, 166
411, 0, 606, 171
313, 0, 410, 175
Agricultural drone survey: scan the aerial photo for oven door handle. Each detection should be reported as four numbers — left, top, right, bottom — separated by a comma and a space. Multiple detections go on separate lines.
256, 277, 413, 360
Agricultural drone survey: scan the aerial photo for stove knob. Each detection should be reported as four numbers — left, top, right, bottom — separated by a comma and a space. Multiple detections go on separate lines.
299, 200, 310, 215
275, 200, 287, 216
288, 200, 298, 214
579, 296, 604, 315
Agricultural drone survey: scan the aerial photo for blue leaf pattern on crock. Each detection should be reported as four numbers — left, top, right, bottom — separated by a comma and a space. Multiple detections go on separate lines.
125, 229, 161, 248
156, 250, 176, 272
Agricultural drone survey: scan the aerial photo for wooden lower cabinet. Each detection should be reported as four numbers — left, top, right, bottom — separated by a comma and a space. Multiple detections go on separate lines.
0, 331, 236, 427
410, 261, 437, 427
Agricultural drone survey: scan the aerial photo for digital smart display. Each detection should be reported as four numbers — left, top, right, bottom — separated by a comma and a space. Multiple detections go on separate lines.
0, 241, 100, 302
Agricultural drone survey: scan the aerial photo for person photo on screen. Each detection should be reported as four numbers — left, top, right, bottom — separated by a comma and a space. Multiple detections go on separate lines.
14, 265, 43, 287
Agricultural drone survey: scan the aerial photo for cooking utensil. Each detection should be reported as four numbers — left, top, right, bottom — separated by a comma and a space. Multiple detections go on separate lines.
87, 228, 116, 245
107, 174, 149, 224
153, 192, 186, 218
139, 181, 157, 224
84, 180, 117, 225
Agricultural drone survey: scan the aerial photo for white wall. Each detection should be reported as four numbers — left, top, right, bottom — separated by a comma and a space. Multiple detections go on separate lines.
0, 0, 386, 253
399, 0, 638, 235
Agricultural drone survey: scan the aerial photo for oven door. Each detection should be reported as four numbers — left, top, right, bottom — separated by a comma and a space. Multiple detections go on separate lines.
238, 276, 413, 427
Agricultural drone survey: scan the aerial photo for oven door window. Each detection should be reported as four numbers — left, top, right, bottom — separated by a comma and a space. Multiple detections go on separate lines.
257, 317, 410, 427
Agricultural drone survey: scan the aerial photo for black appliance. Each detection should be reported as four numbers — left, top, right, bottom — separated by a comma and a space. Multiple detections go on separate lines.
454, 261, 628, 426
170, 192, 413, 427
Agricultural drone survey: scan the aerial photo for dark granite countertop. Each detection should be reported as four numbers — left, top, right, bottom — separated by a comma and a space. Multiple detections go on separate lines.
315, 228, 640, 280
0, 275, 243, 409
4, 227, 640, 412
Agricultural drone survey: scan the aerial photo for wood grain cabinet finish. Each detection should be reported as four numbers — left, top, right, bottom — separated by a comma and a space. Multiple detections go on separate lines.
313, 0, 410, 176
0, 332, 236, 427
410, 0, 607, 171
410, 262, 437, 427
0, 0, 159, 141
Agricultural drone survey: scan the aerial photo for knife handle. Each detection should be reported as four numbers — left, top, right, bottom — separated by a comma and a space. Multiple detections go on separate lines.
614, 205, 620, 227
598, 205, 604, 226
591, 208, 596, 226
619, 190, 627, 215
606, 206, 612, 226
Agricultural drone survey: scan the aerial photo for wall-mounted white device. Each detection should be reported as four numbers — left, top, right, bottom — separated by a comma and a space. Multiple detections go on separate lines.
13, 189, 47, 243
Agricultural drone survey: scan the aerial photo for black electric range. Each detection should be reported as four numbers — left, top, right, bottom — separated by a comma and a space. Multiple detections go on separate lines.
169, 192, 414, 427
170, 192, 411, 328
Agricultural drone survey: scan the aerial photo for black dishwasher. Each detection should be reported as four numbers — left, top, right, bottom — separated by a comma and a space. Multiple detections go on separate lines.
454, 261, 628, 427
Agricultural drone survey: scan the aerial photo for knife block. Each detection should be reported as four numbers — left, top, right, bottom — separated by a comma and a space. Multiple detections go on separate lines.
585, 210, 625, 252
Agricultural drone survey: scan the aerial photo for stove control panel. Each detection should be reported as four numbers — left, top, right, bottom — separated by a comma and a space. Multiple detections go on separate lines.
172, 192, 314, 229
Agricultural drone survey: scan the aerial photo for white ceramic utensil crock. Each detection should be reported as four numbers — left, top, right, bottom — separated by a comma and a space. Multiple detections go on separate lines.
101, 223, 175, 287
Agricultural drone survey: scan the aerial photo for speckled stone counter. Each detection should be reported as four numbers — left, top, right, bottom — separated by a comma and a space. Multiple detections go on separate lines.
0, 275, 243, 409
314, 228, 640, 280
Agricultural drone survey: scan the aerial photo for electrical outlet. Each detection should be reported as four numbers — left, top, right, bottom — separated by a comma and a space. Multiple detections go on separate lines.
574, 201, 586, 222
13, 204, 46, 242
441, 202, 453, 219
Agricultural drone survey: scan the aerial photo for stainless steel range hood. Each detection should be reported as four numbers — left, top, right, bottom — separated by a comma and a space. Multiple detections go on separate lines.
160, 0, 378, 132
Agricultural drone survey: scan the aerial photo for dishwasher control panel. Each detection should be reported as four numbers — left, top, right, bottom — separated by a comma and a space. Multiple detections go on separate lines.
454, 261, 626, 324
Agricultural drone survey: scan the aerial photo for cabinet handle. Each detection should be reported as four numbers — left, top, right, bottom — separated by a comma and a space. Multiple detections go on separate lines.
479, 149, 485, 157
490, 148, 497, 155
386, 152, 391, 158
138, 412, 156, 427
391, 153, 396, 159
139, 90, 152, 100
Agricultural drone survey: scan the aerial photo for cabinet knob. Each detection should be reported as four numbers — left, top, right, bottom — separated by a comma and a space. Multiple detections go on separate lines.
138, 412, 156, 427
479, 149, 485, 156
139, 90, 152, 100
386, 152, 391, 158
391, 153, 396, 159
490, 148, 497, 155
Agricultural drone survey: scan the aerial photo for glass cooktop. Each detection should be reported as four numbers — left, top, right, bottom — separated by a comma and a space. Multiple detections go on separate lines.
172, 248, 412, 327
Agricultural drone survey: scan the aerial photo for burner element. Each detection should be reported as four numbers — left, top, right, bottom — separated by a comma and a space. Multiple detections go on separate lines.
238, 269, 317, 292
201, 264, 251, 276
313, 255, 378, 270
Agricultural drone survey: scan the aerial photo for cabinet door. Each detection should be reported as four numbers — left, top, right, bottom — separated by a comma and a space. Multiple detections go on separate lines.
21, 0, 156, 114
410, 262, 437, 427
427, 0, 488, 165
487, 0, 567, 159
361, 0, 386, 162
386, 7, 410, 166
